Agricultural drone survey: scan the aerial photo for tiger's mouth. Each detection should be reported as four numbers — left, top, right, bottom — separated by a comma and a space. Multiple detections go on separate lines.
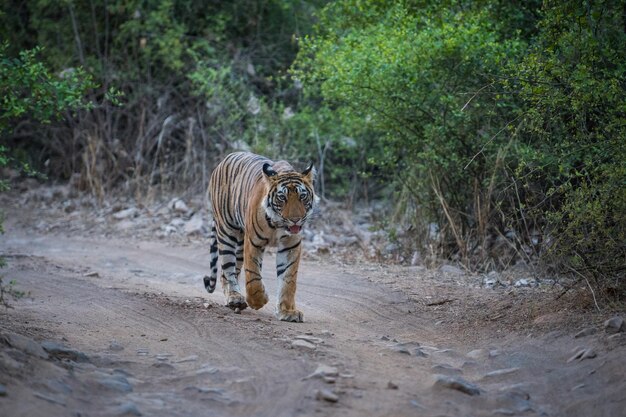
288, 225, 302, 234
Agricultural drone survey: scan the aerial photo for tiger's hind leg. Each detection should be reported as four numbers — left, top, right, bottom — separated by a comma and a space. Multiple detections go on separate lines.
218, 229, 247, 311
203, 221, 218, 293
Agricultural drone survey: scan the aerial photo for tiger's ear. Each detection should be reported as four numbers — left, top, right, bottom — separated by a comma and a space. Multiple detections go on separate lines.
302, 163, 316, 183
263, 163, 278, 178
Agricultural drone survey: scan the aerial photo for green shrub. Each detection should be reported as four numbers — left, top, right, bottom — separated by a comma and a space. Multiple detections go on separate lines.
294, 0, 530, 263
511, 0, 626, 298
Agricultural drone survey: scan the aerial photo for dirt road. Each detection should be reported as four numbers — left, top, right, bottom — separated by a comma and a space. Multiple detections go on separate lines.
1, 227, 625, 417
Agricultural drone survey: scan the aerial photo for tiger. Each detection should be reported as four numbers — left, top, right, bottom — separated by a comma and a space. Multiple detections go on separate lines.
203, 152, 317, 322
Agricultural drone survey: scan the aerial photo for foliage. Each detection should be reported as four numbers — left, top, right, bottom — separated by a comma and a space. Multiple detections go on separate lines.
509, 0, 626, 296
296, 0, 625, 298
295, 0, 531, 264
0, 44, 94, 130
0, 43, 94, 185
0, 0, 332, 197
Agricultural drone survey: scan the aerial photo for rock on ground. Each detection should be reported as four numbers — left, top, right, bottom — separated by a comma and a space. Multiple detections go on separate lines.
433, 374, 481, 396
604, 316, 624, 334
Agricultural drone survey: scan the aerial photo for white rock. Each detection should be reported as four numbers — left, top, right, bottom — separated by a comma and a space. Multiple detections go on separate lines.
170, 199, 189, 214
295, 335, 324, 344
433, 374, 480, 396
483, 367, 520, 378
163, 225, 178, 235
514, 279, 531, 287
315, 388, 339, 402
567, 348, 597, 363
604, 316, 624, 334
440, 265, 464, 275
113, 207, 138, 220
466, 349, 489, 360
304, 364, 338, 380
184, 213, 205, 236
292, 340, 316, 351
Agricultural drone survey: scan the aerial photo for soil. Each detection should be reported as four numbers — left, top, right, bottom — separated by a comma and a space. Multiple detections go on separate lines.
0, 186, 624, 417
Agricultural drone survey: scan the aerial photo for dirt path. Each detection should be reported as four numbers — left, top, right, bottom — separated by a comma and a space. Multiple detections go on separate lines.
1, 228, 625, 417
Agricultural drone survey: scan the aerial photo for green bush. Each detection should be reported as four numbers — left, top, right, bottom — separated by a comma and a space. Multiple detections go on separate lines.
510, 0, 626, 297
294, 0, 530, 262
295, 0, 625, 298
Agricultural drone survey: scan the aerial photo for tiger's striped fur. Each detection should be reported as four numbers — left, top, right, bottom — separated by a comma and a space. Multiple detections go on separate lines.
204, 152, 317, 322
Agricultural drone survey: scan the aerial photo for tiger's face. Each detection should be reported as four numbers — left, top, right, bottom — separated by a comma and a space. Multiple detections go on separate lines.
263, 163, 317, 235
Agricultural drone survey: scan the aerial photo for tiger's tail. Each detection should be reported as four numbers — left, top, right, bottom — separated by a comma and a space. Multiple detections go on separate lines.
204, 220, 218, 293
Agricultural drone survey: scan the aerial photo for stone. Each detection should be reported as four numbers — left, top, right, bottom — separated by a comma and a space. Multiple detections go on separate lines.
390, 341, 424, 356
315, 389, 339, 403
433, 375, 481, 396
484, 277, 498, 288
439, 265, 464, 275
604, 316, 624, 334
483, 368, 520, 378
195, 364, 219, 375
295, 335, 324, 344
567, 348, 597, 363
514, 279, 533, 288
387, 381, 399, 389
162, 225, 178, 235
574, 328, 597, 338
113, 207, 138, 220
41, 341, 89, 362
304, 364, 338, 380
171, 199, 190, 214
184, 213, 205, 236
466, 349, 489, 360
3, 333, 48, 359
391, 343, 411, 355
292, 340, 316, 351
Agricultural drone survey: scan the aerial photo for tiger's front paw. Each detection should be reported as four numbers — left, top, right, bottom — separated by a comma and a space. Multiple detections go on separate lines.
226, 292, 248, 311
277, 309, 304, 323
246, 290, 269, 310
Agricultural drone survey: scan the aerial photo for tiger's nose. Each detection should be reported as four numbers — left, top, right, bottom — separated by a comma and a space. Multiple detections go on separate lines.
289, 217, 303, 224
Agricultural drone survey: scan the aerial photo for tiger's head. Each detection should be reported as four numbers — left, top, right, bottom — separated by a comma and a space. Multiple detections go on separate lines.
262, 162, 318, 235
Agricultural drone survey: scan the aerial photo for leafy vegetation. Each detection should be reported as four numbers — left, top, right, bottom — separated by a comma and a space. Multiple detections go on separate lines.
1, 0, 624, 300
0, 41, 92, 308
295, 0, 625, 297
